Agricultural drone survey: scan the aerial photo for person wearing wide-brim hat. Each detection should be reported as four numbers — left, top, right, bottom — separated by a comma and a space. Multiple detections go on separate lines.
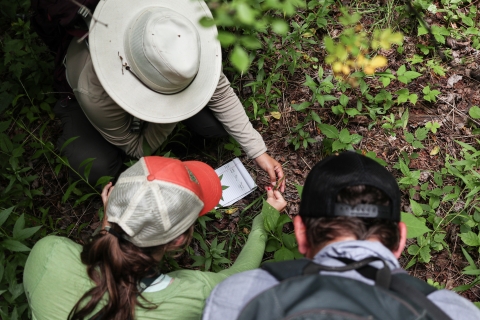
56, 0, 285, 191
23, 156, 287, 319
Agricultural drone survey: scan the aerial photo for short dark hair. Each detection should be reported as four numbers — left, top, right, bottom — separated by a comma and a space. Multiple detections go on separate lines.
303, 185, 400, 251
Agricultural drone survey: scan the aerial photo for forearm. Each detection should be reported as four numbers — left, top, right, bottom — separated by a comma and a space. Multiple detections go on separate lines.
218, 228, 266, 276
218, 202, 274, 276
208, 73, 267, 159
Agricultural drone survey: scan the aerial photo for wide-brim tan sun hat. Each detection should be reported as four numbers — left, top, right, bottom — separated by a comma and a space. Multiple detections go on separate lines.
89, 0, 221, 123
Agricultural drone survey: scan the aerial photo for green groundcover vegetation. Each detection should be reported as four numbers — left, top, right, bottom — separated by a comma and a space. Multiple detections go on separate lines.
1, 0, 480, 318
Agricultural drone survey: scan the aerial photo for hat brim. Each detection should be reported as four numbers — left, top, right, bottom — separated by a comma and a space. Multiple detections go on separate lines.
89, 0, 221, 123
184, 161, 222, 216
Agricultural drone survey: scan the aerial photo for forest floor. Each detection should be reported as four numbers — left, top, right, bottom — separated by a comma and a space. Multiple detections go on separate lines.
27, 1, 480, 303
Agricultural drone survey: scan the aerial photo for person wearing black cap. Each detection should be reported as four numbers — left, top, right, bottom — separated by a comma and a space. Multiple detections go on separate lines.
202, 152, 480, 320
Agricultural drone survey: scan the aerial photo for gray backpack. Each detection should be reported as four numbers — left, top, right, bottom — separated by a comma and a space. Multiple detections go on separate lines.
237, 257, 452, 320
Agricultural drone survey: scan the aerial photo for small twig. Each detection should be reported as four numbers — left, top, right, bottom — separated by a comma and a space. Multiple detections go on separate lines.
300, 156, 311, 170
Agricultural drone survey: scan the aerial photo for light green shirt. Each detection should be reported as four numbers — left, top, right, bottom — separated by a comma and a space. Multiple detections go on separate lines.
23, 211, 268, 320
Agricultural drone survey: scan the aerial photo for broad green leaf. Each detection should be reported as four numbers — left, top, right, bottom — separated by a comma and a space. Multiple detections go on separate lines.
0, 207, 14, 227
401, 212, 431, 238
276, 214, 292, 228
462, 16, 474, 27
332, 140, 347, 152
265, 239, 281, 252
240, 35, 261, 50
292, 101, 311, 112
271, 19, 289, 35
230, 46, 249, 72
14, 226, 41, 241
419, 246, 431, 262
469, 106, 480, 119
397, 65, 406, 75
407, 244, 420, 255
12, 213, 25, 239
217, 31, 236, 46
274, 246, 295, 261
310, 111, 321, 123
282, 233, 297, 249
339, 94, 349, 106
236, 3, 255, 24
338, 128, 351, 143
350, 134, 363, 145
1, 239, 31, 252
263, 200, 280, 233
318, 123, 338, 138
410, 199, 424, 216
460, 231, 480, 247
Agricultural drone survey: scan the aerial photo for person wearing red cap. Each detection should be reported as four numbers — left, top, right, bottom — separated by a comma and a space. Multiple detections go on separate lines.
23, 156, 286, 320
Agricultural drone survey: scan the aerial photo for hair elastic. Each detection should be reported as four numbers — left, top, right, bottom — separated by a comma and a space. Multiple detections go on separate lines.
105, 226, 122, 239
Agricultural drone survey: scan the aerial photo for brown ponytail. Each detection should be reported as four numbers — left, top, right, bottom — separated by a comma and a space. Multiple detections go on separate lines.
68, 223, 193, 320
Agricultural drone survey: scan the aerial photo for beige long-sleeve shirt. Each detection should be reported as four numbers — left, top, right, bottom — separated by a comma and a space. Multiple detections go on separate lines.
65, 39, 266, 159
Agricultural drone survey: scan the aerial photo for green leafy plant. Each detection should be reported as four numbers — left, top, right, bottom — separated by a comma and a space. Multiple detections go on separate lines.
224, 136, 242, 156
262, 201, 301, 262
404, 127, 428, 149
396, 65, 422, 84
191, 234, 231, 272
423, 85, 441, 102
381, 109, 409, 135
0, 206, 41, 318
318, 124, 362, 152
425, 121, 441, 134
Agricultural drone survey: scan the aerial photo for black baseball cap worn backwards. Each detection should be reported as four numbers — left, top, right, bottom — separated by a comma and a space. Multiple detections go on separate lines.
300, 151, 401, 221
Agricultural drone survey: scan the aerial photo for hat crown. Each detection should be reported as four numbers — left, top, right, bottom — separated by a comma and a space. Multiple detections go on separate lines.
106, 157, 221, 247
300, 152, 401, 221
125, 7, 200, 94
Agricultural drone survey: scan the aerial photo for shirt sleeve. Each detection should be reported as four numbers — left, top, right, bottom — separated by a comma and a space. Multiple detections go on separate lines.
207, 72, 267, 159
428, 290, 480, 320
71, 45, 175, 158
215, 202, 274, 277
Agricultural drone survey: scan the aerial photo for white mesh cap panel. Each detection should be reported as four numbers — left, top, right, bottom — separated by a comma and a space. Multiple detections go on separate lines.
107, 160, 204, 247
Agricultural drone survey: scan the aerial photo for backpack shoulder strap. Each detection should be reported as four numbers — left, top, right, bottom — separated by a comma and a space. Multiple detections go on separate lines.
336, 257, 451, 320
390, 274, 451, 320
261, 259, 312, 281
392, 272, 437, 296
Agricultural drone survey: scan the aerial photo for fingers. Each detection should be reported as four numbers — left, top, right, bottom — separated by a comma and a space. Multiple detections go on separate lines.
273, 190, 287, 211
266, 167, 277, 188
266, 186, 274, 199
275, 166, 286, 192
101, 182, 114, 208
273, 190, 284, 201
265, 187, 287, 212
254, 153, 286, 192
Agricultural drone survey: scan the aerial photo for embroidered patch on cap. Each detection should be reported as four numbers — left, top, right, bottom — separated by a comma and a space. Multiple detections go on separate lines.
186, 167, 199, 184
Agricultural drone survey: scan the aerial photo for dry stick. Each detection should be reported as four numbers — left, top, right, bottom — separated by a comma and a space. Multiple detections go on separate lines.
274, 176, 286, 191
300, 156, 311, 170
69, 0, 108, 43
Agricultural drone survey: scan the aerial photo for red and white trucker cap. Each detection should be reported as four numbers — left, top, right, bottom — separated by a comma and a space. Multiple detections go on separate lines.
107, 156, 222, 247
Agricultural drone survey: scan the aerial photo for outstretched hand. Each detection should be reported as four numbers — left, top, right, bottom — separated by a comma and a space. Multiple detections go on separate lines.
101, 182, 115, 212
254, 153, 285, 192
266, 186, 287, 212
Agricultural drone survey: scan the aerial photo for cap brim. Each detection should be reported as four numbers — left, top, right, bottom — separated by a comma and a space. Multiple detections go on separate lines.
184, 161, 222, 216
89, 0, 221, 123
